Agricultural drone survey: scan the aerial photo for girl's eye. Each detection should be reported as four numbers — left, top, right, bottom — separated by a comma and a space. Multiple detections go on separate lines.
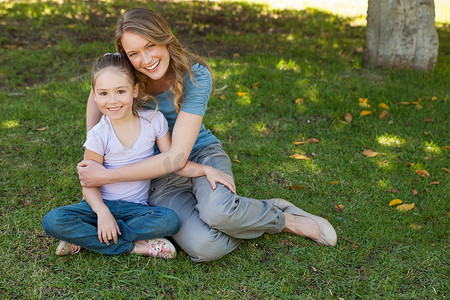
99, 92, 107, 96
129, 53, 137, 58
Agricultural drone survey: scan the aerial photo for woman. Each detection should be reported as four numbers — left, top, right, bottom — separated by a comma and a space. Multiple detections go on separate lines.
78, 8, 337, 262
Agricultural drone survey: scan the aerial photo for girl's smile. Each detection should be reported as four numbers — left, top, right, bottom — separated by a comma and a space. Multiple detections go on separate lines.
93, 67, 138, 123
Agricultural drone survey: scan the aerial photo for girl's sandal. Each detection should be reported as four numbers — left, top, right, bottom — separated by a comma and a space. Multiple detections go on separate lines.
55, 240, 81, 256
137, 238, 176, 259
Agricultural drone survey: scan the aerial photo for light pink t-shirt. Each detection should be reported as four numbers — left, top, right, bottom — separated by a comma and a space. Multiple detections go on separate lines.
83, 109, 168, 205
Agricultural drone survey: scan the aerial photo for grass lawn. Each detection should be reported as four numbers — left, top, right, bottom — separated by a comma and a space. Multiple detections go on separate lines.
1, 0, 448, 298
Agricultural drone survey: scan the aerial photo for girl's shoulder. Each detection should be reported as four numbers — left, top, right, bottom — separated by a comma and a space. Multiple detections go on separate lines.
138, 109, 166, 124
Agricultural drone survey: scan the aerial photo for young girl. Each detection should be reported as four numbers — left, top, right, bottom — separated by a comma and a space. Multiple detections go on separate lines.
43, 53, 235, 258
77, 8, 337, 262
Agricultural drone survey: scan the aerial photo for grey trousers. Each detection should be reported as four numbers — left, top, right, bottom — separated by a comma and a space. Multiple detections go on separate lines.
147, 143, 285, 262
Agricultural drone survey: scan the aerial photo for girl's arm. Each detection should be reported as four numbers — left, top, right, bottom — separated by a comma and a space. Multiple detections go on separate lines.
86, 90, 103, 133
82, 149, 121, 245
157, 134, 236, 193
78, 111, 202, 187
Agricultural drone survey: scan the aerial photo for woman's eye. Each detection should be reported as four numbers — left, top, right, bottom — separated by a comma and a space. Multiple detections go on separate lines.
147, 44, 154, 49
117, 90, 126, 94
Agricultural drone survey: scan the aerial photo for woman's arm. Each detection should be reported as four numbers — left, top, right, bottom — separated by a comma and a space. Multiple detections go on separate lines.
78, 111, 202, 187
86, 90, 103, 133
157, 133, 236, 193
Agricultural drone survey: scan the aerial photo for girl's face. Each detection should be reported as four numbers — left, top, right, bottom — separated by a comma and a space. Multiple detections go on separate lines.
93, 67, 138, 122
121, 31, 171, 82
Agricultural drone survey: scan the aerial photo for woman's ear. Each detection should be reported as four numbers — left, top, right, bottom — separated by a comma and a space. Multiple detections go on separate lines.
133, 83, 139, 98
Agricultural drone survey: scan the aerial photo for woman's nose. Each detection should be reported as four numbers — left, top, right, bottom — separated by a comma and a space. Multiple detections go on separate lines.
142, 51, 152, 64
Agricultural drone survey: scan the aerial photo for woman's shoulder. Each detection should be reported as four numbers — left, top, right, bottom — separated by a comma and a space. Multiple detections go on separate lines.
185, 63, 212, 88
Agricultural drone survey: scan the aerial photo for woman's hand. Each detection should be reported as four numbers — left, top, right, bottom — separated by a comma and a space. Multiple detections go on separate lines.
203, 166, 236, 193
77, 160, 108, 188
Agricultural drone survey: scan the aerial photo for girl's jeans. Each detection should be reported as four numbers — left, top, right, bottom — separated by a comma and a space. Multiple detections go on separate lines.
42, 200, 179, 255
148, 143, 285, 262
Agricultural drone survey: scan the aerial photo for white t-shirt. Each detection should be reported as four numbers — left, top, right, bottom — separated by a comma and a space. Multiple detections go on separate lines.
83, 109, 168, 205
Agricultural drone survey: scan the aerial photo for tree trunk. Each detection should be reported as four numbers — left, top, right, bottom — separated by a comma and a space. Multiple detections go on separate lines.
365, 0, 438, 71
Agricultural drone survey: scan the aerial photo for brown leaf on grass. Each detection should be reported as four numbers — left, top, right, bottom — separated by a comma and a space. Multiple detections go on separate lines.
396, 203, 415, 212
295, 98, 304, 104
287, 185, 306, 190
379, 110, 389, 119
430, 181, 440, 185
362, 149, 378, 157
412, 190, 419, 195
293, 140, 307, 145
415, 169, 430, 177
232, 155, 241, 163
378, 159, 389, 165
442, 168, 450, 173
431, 96, 438, 101
422, 118, 435, 123
308, 138, 319, 143
443, 146, 450, 150
328, 181, 339, 184
35, 127, 47, 131
398, 101, 410, 105
358, 98, 370, 108
236, 92, 246, 96
360, 110, 372, 116
219, 94, 226, 100
289, 154, 311, 160
344, 113, 352, 123
334, 204, 344, 212
251, 81, 260, 89
416, 104, 423, 109
410, 224, 423, 230
424, 131, 430, 135
389, 199, 402, 206
387, 188, 400, 193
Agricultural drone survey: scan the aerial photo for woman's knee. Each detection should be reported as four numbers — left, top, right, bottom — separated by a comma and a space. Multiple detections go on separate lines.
197, 189, 239, 230
186, 237, 240, 262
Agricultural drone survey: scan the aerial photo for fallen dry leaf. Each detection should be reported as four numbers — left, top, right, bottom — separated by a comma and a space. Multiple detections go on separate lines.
293, 140, 307, 145
251, 81, 260, 89
429, 181, 440, 185
431, 96, 437, 101
442, 168, 450, 173
379, 103, 389, 109
289, 154, 311, 160
232, 155, 241, 163
398, 101, 410, 105
415, 169, 430, 177
295, 98, 304, 104
287, 185, 306, 190
379, 110, 389, 119
396, 203, 415, 212
308, 138, 319, 143
219, 94, 226, 100
328, 181, 339, 185
387, 188, 400, 193
389, 199, 403, 206
412, 190, 419, 195
422, 118, 435, 123
360, 110, 372, 116
35, 127, 47, 131
443, 146, 450, 150
344, 113, 352, 123
362, 149, 378, 157
410, 224, 423, 230
334, 204, 344, 212
424, 131, 430, 135
416, 104, 423, 109
236, 92, 246, 96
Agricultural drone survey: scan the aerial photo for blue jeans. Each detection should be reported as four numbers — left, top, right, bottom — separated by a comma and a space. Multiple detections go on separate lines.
148, 143, 285, 262
43, 200, 179, 255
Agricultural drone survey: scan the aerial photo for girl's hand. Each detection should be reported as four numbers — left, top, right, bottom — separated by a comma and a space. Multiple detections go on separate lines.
96, 210, 122, 245
77, 160, 108, 188
203, 166, 236, 193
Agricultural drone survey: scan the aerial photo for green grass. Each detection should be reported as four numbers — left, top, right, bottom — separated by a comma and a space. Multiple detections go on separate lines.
1, 0, 449, 298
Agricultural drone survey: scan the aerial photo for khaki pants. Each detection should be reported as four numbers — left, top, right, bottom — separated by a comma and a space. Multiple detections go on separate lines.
147, 143, 285, 262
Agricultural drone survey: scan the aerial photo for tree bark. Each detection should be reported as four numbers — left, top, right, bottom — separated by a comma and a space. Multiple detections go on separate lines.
365, 0, 438, 71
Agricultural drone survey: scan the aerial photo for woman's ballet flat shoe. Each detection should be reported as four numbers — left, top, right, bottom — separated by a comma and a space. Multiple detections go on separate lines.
270, 198, 337, 246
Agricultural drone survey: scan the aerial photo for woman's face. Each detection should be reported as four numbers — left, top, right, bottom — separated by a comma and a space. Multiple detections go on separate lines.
121, 31, 170, 82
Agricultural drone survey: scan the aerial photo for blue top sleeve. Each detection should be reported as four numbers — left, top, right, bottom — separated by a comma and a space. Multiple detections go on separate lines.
179, 63, 213, 117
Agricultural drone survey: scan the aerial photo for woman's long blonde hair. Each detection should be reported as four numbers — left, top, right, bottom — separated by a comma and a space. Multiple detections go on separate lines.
115, 8, 215, 112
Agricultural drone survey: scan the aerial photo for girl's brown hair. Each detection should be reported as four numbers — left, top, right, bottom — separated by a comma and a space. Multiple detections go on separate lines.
91, 53, 142, 116
114, 8, 215, 112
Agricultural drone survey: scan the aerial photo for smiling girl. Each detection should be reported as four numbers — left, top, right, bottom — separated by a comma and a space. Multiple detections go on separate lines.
43, 53, 234, 257
77, 8, 337, 262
